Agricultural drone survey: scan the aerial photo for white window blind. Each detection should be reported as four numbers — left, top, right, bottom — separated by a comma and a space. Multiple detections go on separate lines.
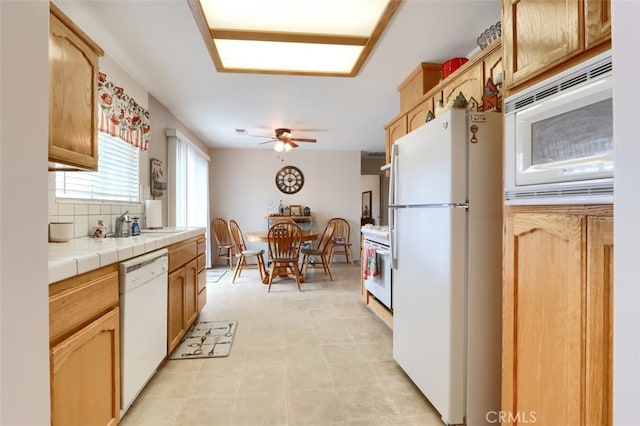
56, 133, 140, 202
167, 128, 210, 265
173, 137, 209, 228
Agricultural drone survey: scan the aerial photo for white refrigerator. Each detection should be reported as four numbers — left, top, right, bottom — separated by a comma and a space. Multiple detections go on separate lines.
389, 109, 503, 425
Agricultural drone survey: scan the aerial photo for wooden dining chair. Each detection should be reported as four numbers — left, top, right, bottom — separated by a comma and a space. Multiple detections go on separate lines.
211, 217, 235, 269
267, 220, 303, 292
301, 220, 336, 281
227, 219, 266, 283
327, 217, 354, 264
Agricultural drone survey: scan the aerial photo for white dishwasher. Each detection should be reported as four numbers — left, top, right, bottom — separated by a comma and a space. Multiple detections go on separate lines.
119, 248, 168, 417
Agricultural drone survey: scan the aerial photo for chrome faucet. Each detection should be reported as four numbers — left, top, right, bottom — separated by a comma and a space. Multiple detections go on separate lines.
115, 211, 130, 238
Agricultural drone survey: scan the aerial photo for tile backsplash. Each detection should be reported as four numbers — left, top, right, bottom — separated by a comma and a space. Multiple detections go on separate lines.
48, 174, 154, 239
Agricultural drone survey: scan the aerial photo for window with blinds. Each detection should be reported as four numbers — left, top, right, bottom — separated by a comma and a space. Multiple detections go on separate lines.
56, 133, 140, 202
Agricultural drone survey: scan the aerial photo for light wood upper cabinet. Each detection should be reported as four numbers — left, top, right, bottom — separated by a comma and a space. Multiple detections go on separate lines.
49, 3, 103, 171
407, 94, 441, 132
384, 115, 407, 167
384, 41, 502, 165
502, 0, 611, 96
442, 61, 484, 109
585, 0, 612, 49
482, 44, 504, 89
502, 206, 613, 425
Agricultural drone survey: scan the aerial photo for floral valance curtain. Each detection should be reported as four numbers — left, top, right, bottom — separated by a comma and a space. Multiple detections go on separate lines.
98, 72, 150, 150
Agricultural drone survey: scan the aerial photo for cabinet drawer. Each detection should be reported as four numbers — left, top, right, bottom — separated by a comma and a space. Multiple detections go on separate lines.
197, 237, 206, 255
197, 288, 207, 312
197, 253, 206, 272
169, 238, 198, 272
197, 268, 206, 293
49, 265, 119, 343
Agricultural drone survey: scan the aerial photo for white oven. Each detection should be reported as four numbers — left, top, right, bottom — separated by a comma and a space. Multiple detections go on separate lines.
504, 50, 613, 204
361, 226, 392, 310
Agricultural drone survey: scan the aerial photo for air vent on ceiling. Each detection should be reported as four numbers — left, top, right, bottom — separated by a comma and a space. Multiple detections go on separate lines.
235, 128, 248, 135
505, 52, 612, 114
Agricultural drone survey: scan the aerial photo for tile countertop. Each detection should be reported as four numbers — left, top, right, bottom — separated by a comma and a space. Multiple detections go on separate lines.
48, 227, 206, 284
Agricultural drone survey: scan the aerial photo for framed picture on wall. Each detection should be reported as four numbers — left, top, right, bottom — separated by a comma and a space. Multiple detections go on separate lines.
362, 191, 372, 218
289, 205, 302, 216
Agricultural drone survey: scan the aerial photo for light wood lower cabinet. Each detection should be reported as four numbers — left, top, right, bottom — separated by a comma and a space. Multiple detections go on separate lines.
184, 258, 198, 327
167, 234, 206, 354
502, 206, 612, 425
49, 264, 120, 426
167, 267, 187, 353
51, 309, 120, 426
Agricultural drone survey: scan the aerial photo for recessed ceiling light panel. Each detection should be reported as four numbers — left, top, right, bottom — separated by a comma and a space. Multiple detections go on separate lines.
201, 0, 390, 36
216, 40, 364, 73
189, 0, 402, 76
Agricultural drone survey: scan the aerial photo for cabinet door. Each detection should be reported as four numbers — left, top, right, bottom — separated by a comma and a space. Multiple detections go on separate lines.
407, 95, 440, 132
503, 213, 585, 425
184, 259, 198, 328
168, 268, 186, 353
442, 61, 484, 108
502, 0, 582, 91
481, 45, 504, 111
385, 115, 407, 166
51, 308, 120, 426
49, 12, 100, 171
586, 215, 613, 424
585, 0, 611, 49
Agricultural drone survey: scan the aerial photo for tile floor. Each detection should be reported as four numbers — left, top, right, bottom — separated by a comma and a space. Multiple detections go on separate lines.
120, 263, 443, 426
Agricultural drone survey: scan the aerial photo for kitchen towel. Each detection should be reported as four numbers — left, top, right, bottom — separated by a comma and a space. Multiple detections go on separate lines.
363, 247, 380, 279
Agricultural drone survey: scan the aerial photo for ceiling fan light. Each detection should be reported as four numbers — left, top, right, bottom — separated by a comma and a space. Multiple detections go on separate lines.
274, 141, 285, 152
284, 142, 293, 152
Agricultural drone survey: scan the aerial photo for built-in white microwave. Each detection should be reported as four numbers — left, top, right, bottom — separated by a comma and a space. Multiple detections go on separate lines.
504, 51, 613, 205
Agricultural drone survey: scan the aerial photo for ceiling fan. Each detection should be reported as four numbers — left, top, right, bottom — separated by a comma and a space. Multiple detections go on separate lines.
255, 128, 317, 151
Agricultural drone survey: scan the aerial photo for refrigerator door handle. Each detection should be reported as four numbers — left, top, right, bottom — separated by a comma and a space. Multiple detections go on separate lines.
389, 144, 398, 268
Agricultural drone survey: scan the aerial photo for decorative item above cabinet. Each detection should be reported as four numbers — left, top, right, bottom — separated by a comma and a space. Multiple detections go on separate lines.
49, 3, 104, 171
384, 40, 502, 168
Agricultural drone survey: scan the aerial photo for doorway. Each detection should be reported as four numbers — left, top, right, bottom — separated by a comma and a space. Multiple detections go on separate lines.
360, 152, 388, 226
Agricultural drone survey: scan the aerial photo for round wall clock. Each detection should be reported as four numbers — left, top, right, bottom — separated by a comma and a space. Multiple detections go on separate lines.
275, 165, 304, 194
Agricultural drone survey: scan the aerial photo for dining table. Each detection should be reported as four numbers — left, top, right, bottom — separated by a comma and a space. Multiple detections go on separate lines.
245, 230, 319, 244
245, 230, 319, 284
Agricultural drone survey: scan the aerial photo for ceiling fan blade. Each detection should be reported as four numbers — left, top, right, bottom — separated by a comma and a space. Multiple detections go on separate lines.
258, 139, 276, 144
289, 137, 316, 143
287, 141, 299, 148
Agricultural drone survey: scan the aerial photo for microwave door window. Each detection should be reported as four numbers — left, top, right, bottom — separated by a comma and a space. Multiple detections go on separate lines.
531, 98, 613, 166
